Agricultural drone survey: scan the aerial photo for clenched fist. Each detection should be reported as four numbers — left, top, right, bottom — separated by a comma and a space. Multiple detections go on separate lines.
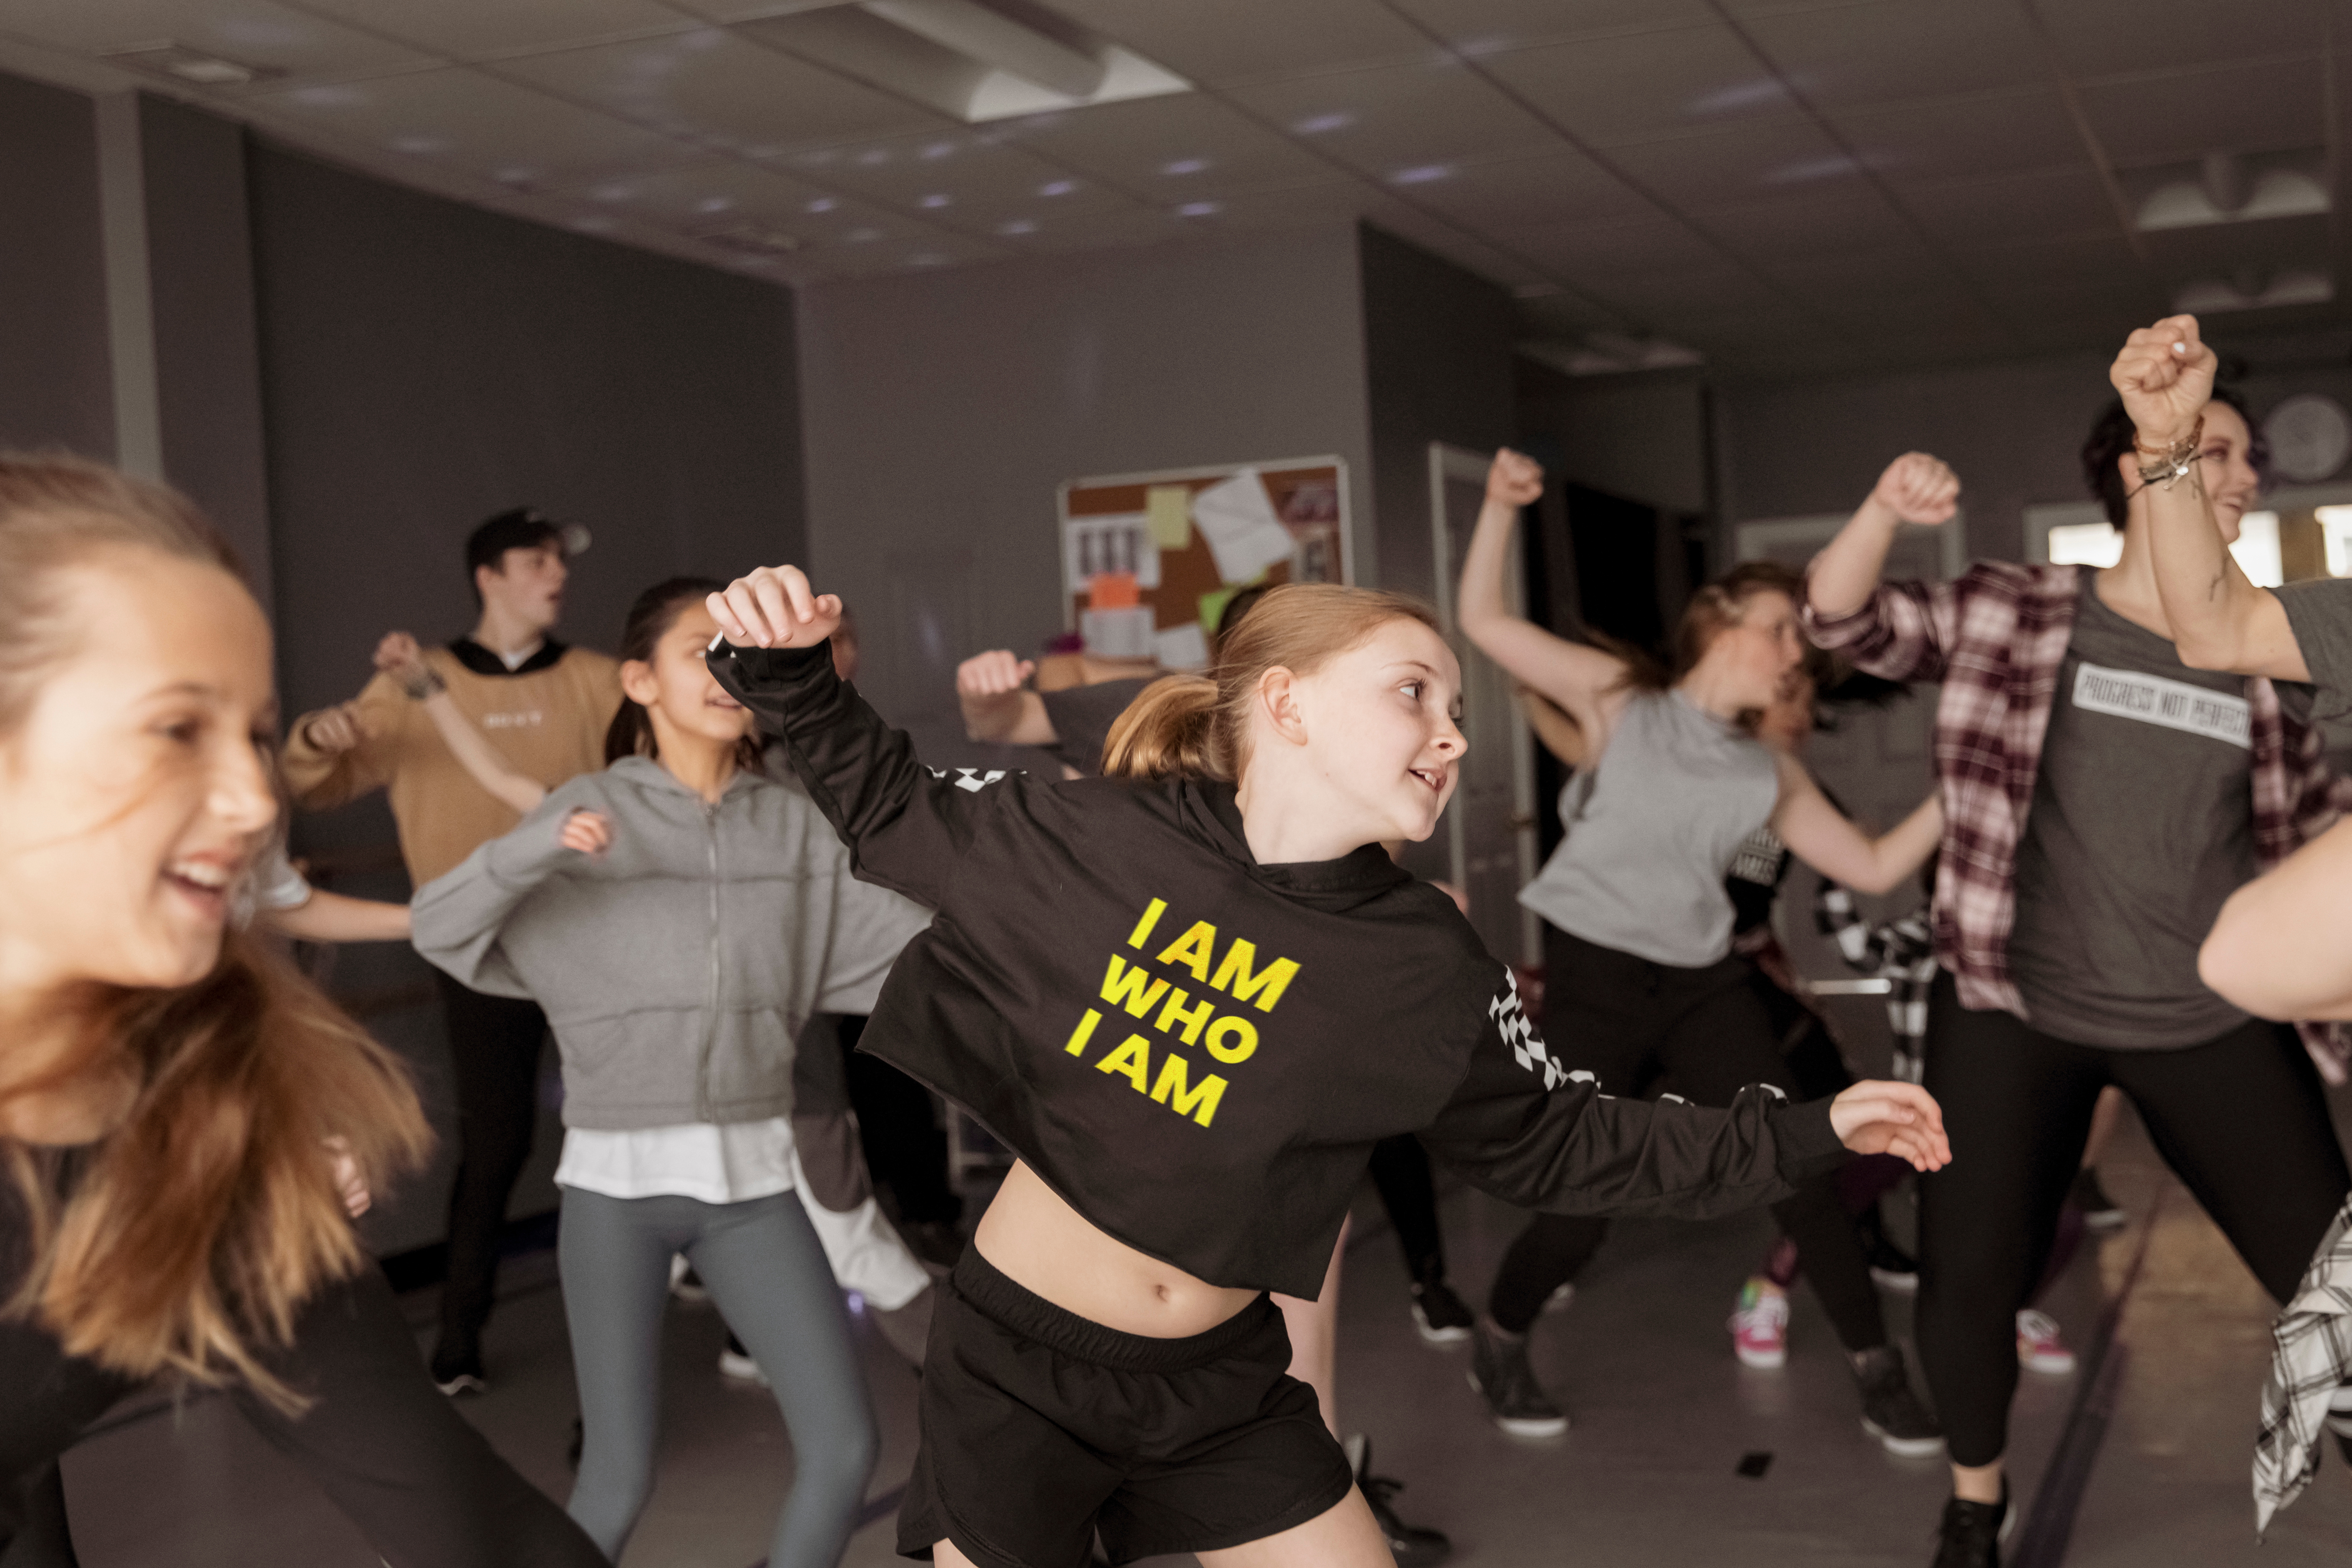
707, 565, 842, 651
2109, 314, 2214, 449
1868, 453, 1960, 527
1487, 447, 1544, 509
301, 701, 367, 755
559, 808, 614, 857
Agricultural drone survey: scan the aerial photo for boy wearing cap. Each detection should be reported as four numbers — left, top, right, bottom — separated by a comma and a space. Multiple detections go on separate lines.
284, 508, 621, 1393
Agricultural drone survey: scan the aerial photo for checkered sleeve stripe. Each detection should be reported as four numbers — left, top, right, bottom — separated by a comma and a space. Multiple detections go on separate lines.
2255, 1196, 2352, 1537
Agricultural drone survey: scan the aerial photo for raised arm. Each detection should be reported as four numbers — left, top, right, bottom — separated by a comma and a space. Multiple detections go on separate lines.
1457, 449, 1630, 737
1770, 759, 1943, 895
2200, 816, 2352, 1021
2113, 315, 2310, 680
1806, 453, 1961, 620
1420, 968, 1948, 1218
410, 797, 610, 996
707, 565, 1015, 911
267, 888, 414, 944
375, 632, 549, 813
957, 650, 1058, 746
279, 673, 405, 809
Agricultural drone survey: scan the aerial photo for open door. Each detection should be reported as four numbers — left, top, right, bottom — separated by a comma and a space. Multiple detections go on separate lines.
1427, 442, 1540, 966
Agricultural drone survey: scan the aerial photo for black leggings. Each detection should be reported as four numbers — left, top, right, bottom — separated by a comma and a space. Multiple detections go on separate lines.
1916, 974, 2350, 1466
1368, 1135, 1447, 1284
0, 1266, 604, 1567
432, 969, 549, 1356
1486, 929, 1886, 1352
838, 1015, 962, 1226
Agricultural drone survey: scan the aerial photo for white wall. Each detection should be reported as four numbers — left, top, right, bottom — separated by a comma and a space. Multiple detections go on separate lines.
795, 226, 1376, 744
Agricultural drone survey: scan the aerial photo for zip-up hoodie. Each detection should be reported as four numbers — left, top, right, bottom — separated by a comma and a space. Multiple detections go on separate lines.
707, 642, 1848, 1300
411, 750, 930, 1130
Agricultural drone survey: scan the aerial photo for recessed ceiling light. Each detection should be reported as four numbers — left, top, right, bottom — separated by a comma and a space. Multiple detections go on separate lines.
857, 149, 891, 166
807, 197, 841, 213
1391, 165, 1452, 185
696, 196, 735, 214
999, 218, 1038, 235
1294, 112, 1354, 135
1766, 153, 1864, 184
920, 193, 953, 208
1163, 157, 1209, 176
846, 228, 883, 243
921, 141, 957, 159
391, 134, 453, 156
1177, 201, 1221, 217
101, 41, 283, 88
1040, 179, 1078, 196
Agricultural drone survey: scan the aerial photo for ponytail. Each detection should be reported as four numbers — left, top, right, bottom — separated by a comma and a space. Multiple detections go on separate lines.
1103, 675, 1224, 781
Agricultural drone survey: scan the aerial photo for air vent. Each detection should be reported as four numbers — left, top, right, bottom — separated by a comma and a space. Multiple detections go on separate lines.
2174, 269, 2333, 314
2129, 150, 2329, 233
100, 41, 283, 87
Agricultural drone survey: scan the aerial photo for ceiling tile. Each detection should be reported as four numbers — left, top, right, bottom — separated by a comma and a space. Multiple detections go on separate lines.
781, 130, 1133, 221
1685, 190, 1918, 260
1894, 166, 2118, 248
1386, 0, 1713, 52
1387, 147, 1659, 231
248, 67, 708, 186
1760, 243, 1974, 308
1949, 232, 2150, 294
289, 0, 692, 60
1598, 118, 1857, 208
1031, 0, 1437, 85
1513, 289, 1637, 338
1221, 58, 1561, 174
2076, 58, 2328, 167
1506, 215, 1725, 277
1738, 0, 2048, 109
1355, 198, 1552, 288
997, 95, 1336, 196
497, 29, 947, 155
0, 0, 433, 83
541, 155, 826, 226
1571, 261, 1793, 322
1473, 23, 1805, 148
1832, 88, 2089, 186
2033, 0, 2326, 79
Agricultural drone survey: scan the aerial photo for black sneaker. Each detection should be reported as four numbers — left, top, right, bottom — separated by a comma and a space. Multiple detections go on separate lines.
1468, 1320, 1568, 1439
1347, 1435, 1451, 1568
2071, 1168, 2126, 1231
1410, 1277, 1475, 1346
431, 1343, 486, 1397
1852, 1345, 1943, 1457
1931, 1485, 2010, 1568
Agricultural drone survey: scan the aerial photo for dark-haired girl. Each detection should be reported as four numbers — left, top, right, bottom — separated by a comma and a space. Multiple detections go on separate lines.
1808, 402, 2352, 1566
700, 560, 1947, 1568
414, 580, 922, 1567
1450, 450, 1946, 1455
0, 455, 607, 1568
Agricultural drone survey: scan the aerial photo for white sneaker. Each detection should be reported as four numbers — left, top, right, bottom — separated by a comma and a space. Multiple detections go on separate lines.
2016, 1309, 2076, 1374
718, 1345, 767, 1385
669, 1254, 709, 1304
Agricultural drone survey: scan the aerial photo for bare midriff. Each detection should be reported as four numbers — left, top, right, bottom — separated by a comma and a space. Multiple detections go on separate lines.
972, 1159, 1259, 1338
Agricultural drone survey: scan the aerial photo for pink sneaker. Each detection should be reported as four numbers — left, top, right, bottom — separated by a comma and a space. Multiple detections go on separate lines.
1730, 1277, 1789, 1369
2016, 1310, 2076, 1374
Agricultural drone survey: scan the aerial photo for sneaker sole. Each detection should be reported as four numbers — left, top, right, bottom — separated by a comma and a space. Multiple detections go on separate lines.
1414, 1316, 1472, 1347
2019, 1354, 2078, 1375
1861, 1417, 1946, 1458
435, 1373, 486, 1397
1734, 1345, 1786, 1370
718, 1355, 769, 1385
1868, 1267, 1919, 1294
1463, 1369, 1568, 1439
2081, 1211, 2128, 1232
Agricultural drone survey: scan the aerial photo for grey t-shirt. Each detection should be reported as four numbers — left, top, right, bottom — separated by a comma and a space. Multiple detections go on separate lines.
2008, 572, 2267, 1049
1039, 675, 1161, 776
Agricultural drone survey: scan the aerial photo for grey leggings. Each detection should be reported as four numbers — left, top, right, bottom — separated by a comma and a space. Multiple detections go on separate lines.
557, 1187, 878, 1567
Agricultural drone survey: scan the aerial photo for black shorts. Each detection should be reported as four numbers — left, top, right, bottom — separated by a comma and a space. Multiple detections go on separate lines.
898, 1248, 1354, 1568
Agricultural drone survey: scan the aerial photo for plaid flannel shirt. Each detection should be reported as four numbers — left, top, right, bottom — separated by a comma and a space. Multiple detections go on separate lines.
1803, 561, 2347, 1078
2255, 1197, 2352, 1535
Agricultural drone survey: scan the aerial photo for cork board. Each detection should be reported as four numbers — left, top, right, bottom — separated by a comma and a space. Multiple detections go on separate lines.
1058, 458, 1352, 668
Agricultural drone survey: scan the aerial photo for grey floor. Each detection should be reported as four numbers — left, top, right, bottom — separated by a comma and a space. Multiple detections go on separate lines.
56, 1101, 2352, 1567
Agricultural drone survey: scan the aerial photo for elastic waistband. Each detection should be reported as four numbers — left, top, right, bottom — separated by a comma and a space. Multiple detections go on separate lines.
950, 1247, 1273, 1372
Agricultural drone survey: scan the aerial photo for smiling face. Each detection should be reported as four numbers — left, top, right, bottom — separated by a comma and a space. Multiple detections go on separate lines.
620, 599, 757, 755
0, 546, 279, 999
1281, 617, 1467, 846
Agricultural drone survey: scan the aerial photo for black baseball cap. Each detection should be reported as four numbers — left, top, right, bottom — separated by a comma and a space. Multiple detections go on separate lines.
465, 507, 592, 577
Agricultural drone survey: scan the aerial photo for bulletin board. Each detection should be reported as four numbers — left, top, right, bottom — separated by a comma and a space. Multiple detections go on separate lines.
1058, 457, 1352, 670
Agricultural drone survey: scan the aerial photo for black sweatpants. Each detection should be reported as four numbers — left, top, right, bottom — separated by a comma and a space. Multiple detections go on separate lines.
431, 968, 549, 1360
0, 1266, 604, 1568
1486, 928, 1883, 1352
1916, 973, 2351, 1466
839, 1015, 963, 1226
1368, 1135, 1447, 1284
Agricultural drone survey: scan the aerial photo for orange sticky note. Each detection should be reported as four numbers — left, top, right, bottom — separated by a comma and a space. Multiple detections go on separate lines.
1088, 571, 1140, 609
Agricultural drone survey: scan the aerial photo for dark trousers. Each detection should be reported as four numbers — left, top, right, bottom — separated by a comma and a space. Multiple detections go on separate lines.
1368, 1135, 1447, 1283
1916, 973, 2351, 1466
0, 1267, 604, 1568
838, 1015, 961, 1226
431, 969, 548, 1359
1485, 928, 1886, 1352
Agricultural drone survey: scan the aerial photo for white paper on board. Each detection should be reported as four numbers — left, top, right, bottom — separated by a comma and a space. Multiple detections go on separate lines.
1153, 622, 1211, 671
1080, 606, 1158, 659
1188, 471, 1296, 585
1063, 512, 1161, 590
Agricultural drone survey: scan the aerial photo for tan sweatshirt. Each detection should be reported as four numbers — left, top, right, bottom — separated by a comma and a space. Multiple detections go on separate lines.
281, 642, 622, 887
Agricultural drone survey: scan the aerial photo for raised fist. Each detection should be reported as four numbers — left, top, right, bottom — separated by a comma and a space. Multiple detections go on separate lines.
2109, 314, 2215, 448
301, 702, 366, 755
707, 565, 842, 651
372, 631, 426, 680
957, 650, 1036, 701
1487, 447, 1544, 509
559, 808, 614, 857
1870, 452, 1961, 527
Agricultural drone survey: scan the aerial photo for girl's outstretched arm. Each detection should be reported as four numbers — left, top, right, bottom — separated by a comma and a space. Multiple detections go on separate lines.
1457, 449, 1630, 741
1770, 757, 1942, 895
266, 888, 413, 943
2201, 815, 2352, 1021
375, 632, 547, 813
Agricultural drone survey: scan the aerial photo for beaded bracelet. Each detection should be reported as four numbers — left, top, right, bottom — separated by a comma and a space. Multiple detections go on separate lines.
2135, 416, 2203, 490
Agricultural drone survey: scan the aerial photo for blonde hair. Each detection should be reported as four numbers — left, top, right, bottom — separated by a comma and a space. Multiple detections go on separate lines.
1102, 582, 1442, 782
0, 452, 429, 1406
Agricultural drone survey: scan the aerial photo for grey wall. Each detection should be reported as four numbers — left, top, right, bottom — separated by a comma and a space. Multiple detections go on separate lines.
0, 70, 112, 457
1517, 359, 1709, 519
795, 225, 1375, 747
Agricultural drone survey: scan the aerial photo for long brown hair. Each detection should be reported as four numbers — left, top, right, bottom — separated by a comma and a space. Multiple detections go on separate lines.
0, 453, 429, 1405
603, 575, 760, 772
1102, 582, 1442, 782
1603, 559, 1805, 693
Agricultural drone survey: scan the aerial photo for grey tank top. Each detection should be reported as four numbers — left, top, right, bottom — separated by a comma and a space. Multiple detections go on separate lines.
1519, 689, 1781, 968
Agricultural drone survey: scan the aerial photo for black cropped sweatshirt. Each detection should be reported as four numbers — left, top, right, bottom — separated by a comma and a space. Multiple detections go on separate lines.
710, 643, 1846, 1299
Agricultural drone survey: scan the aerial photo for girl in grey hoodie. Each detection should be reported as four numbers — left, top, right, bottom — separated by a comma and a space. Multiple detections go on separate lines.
413, 578, 927, 1568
